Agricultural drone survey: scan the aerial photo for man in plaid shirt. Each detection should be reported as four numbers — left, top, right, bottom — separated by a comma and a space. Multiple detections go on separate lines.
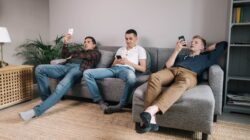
19, 34, 101, 121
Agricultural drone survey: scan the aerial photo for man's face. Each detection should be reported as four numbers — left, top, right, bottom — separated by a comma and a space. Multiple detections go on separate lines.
83, 38, 96, 50
190, 38, 204, 52
125, 33, 137, 48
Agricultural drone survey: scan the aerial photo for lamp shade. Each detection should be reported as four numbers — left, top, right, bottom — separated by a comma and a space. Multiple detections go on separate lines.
0, 27, 11, 43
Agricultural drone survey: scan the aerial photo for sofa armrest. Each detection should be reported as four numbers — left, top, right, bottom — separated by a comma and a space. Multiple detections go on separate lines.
208, 64, 224, 115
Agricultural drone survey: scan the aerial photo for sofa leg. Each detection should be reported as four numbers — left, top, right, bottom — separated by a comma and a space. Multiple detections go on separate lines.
213, 115, 217, 122
202, 133, 208, 140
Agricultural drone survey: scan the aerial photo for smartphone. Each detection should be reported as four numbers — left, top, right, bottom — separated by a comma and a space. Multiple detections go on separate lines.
178, 36, 186, 46
68, 28, 74, 35
116, 55, 122, 59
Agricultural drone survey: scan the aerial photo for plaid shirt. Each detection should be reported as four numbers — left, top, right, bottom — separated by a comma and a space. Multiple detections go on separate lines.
61, 44, 101, 71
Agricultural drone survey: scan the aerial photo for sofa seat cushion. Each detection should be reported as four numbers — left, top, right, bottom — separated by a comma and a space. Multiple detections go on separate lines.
96, 78, 125, 101
157, 85, 215, 133
133, 82, 215, 134
75, 75, 148, 102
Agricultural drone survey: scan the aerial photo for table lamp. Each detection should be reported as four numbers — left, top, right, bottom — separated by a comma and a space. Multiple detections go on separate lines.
0, 27, 11, 68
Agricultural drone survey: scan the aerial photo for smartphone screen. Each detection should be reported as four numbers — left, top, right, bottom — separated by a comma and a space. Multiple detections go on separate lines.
178, 36, 186, 46
116, 55, 122, 59
68, 28, 74, 35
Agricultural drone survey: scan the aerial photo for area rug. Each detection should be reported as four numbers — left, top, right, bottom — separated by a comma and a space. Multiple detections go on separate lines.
0, 99, 249, 140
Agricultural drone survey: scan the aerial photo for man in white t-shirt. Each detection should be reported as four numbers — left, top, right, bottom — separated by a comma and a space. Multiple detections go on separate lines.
83, 29, 147, 114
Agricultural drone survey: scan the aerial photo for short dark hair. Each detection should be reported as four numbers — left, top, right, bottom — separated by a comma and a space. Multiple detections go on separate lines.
85, 36, 96, 45
125, 29, 137, 37
193, 35, 206, 48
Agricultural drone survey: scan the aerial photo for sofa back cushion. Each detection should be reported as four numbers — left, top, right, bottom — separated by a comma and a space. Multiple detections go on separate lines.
157, 48, 174, 70
145, 47, 158, 73
96, 50, 115, 68
135, 50, 152, 75
157, 48, 189, 70
145, 51, 152, 74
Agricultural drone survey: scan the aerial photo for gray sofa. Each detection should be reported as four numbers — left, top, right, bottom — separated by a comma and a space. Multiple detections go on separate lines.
132, 48, 224, 140
49, 46, 224, 140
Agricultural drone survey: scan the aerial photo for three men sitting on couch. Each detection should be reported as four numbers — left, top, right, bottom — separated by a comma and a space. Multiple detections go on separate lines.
19, 29, 227, 131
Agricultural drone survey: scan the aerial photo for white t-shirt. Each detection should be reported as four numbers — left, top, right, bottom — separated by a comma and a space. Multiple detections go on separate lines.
115, 45, 147, 71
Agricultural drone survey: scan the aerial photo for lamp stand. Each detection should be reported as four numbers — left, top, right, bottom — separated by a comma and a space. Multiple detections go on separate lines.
0, 43, 8, 68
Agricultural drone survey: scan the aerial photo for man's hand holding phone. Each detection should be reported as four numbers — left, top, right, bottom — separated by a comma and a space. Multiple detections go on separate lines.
178, 36, 187, 47
63, 28, 74, 44
115, 55, 123, 64
115, 55, 130, 65
174, 36, 186, 53
116, 55, 122, 59
68, 28, 74, 36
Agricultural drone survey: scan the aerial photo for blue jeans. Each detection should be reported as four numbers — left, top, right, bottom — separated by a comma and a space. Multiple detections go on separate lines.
83, 66, 136, 106
34, 63, 82, 116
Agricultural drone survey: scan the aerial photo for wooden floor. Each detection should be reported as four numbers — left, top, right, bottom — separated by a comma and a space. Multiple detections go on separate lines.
0, 99, 249, 140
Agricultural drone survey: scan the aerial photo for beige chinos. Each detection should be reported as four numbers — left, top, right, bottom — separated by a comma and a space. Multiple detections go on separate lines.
144, 67, 197, 113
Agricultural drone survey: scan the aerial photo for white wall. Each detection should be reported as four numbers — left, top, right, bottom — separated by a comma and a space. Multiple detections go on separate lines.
0, 0, 229, 65
49, 0, 229, 48
0, 0, 49, 64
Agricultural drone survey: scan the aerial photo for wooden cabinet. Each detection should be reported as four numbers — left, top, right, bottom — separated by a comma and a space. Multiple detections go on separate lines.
0, 65, 33, 109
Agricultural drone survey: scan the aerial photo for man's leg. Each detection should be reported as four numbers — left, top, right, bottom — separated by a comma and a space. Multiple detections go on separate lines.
138, 68, 197, 133
35, 64, 69, 101
83, 68, 115, 111
34, 65, 82, 116
20, 65, 82, 120
104, 67, 136, 114
144, 68, 175, 109
154, 69, 197, 114
138, 68, 175, 132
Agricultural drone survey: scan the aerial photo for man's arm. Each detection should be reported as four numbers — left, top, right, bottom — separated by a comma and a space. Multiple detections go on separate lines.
205, 44, 216, 52
61, 34, 72, 58
206, 41, 228, 62
127, 59, 146, 72
165, 41, 183, 68
61, 34, 99, 60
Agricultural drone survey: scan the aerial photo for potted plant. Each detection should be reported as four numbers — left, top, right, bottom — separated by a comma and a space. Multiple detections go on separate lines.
16, 35, 82, 67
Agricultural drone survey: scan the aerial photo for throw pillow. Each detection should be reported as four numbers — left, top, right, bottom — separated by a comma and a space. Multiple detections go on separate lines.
96, 49, 115, 68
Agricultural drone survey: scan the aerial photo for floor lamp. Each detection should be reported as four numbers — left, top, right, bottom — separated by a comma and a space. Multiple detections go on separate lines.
0, 27, 11, 68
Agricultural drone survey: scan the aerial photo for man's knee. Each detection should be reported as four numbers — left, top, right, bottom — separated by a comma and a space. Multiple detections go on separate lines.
35, 65, 45, 75
126, 72, 136, 84
83, 69, 93, 79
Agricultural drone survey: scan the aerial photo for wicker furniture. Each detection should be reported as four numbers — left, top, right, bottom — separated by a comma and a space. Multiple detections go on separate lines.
0, 65, 33, 109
